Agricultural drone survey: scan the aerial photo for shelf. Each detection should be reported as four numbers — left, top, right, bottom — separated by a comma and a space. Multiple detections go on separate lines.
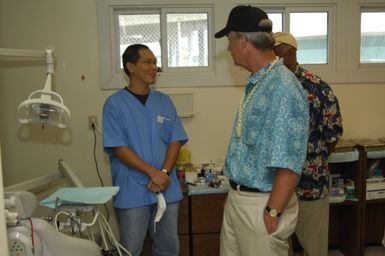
367, 150, 385, 159
365, 198, 385, 204
330, 200, 359, 206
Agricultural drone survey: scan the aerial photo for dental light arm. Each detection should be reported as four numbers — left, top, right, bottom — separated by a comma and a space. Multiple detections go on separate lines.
0, 48, 46, 58
0, 47, 71, 128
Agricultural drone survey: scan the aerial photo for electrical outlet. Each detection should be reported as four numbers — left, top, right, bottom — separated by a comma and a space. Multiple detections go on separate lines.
88, 115, 98, 130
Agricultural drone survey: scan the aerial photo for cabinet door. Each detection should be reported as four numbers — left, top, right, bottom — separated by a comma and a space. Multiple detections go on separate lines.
190, 193, 226, 234
178, 196, 189, 235
192, 233, 220, 256
365, 203, 385, 243
190, 193, 227, 255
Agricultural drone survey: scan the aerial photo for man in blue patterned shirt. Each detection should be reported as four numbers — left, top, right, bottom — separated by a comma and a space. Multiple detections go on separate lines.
274, 32, 343, 256
215, 6, 309, 256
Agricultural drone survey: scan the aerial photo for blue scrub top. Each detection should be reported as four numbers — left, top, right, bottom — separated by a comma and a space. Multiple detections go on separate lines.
103, 88, 188, 209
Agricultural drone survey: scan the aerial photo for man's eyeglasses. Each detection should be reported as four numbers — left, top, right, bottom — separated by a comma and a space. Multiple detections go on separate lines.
137, 58, 157, 66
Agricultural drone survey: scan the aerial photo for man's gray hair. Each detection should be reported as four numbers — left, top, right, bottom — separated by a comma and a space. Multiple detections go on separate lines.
233, 19, 275, 51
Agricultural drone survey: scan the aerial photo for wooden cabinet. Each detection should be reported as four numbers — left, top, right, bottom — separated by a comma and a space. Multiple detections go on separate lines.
324, 139, 385, 256
327, 150, 365, 256
189, 193, 227, 256
179, 196, 190, 256
292, 148, 366, 256
141, 191, 227, 256
365, 201, 385, 244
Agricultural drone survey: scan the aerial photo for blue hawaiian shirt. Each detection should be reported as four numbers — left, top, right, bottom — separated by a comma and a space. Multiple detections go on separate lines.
294, 65, 343, 200
224, 60, 309, 192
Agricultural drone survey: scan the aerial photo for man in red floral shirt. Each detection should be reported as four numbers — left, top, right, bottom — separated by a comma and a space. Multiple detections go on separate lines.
273, 32, 343, 256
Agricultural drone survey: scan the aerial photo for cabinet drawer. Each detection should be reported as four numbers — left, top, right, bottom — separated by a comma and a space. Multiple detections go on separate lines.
192, 233, 220, 256
178, 196, 189, 235
190, 193, 227, 233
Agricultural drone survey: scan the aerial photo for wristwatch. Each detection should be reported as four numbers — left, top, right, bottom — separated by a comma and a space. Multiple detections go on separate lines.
161, 168, 169, 175
265, 206, 282, 218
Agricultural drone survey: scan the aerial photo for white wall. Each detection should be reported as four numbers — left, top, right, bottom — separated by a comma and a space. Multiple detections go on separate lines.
1, 0, 385, 195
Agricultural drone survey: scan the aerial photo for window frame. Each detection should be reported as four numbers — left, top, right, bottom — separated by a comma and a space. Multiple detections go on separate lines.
263, 5, 336, 71
161, 7, 213, 73
114, 9, 161, 74
359, 6, 385, 66
97, 1, 215, 89
338, 2, 385, 83
97, 0, 385, 89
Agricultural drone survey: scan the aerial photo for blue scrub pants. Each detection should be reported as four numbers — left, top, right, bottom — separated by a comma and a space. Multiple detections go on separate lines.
115, 202, 180, 256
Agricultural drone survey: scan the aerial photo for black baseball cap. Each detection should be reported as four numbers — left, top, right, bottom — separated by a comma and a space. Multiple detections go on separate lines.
215, 5, 272, 38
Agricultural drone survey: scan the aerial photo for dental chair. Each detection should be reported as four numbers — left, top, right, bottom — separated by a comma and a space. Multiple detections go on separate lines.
5, 191, 101, 256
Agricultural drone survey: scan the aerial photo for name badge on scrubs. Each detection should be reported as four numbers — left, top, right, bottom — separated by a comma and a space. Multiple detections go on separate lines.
157, 115, 170, 124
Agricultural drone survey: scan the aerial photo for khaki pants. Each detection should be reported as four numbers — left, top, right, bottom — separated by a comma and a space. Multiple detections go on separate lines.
289, 196, 329, 256
220, 189, 298, 256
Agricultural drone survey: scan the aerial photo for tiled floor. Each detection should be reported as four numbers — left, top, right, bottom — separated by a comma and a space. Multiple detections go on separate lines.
294, 246, 385, 256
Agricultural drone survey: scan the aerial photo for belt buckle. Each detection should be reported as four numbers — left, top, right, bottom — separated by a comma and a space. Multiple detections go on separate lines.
236, 184, 241, 191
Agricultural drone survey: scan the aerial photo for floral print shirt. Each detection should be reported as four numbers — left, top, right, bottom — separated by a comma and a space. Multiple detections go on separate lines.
224, 60, 309, 191
294, 65, 343, 200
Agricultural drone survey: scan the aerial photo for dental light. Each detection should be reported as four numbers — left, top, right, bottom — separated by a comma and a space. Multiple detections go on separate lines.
0, 47, 70, 128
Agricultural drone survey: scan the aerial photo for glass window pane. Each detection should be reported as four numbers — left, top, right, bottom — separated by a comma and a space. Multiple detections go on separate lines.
361, 12, 385, 63
167, 13, 208, 67
290, 12, 328, 64
118, 14, 161, 67
267, 13, 283, 33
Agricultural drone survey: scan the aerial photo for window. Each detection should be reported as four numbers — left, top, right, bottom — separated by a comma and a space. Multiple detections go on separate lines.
118, 10, 209, 69
118, 13, 161, 67
360, 9, 385, 63
290, 12, 328, 64
97, 1, 385, 88
268, 12, 283, 32
166, 12, 209, 68
266, 7, 332, 65
97, 1, 213, 89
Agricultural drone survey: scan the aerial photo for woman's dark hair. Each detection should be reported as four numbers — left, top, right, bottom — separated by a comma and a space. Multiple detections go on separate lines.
122, 44, 149, 76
